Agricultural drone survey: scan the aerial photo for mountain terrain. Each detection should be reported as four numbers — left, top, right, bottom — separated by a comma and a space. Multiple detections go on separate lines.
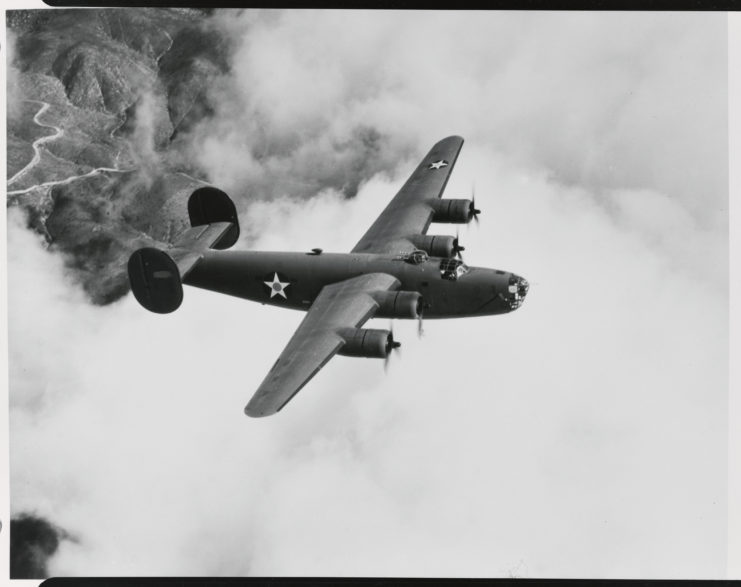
7, 8, 230, 304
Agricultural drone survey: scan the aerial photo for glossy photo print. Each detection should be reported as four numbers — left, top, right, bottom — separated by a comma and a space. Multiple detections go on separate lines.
5, 7, 732, 579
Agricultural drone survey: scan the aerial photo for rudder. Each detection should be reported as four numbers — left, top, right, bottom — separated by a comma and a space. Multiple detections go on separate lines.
128, 248, 183, 313
188, 187, 239, 249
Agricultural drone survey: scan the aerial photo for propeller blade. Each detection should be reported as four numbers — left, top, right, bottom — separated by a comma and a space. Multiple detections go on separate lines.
470, 182, 481, 224
385, 324, 401, 372
384, 343, 401, 372
417, 308, 424, 338
454, 229, 465, 260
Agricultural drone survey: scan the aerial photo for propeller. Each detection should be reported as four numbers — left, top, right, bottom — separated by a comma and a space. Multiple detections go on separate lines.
385, 324, 402, 372
470, 182, 481, 225
417, 305, 425, 338
453, 227, 465, 260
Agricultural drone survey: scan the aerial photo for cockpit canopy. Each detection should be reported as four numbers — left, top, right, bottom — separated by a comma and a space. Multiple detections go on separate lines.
401, 250, 469, 280
439, 258, 469, 280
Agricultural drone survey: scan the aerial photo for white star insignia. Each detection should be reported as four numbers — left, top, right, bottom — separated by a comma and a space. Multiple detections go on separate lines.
264, 272, 290, 299
428, 160, 449, 170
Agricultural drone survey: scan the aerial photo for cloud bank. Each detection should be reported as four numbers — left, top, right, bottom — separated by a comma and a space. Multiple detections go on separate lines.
8, 10, 729, 578
185, 12, 726, 232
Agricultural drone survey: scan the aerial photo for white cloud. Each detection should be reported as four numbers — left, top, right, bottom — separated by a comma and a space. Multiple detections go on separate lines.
190, 11, 727, 232
8, 9, 728, 579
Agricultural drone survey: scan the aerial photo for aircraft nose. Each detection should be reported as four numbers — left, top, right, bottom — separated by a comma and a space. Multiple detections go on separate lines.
518, 276, 529, 298
506, 274, 529, 310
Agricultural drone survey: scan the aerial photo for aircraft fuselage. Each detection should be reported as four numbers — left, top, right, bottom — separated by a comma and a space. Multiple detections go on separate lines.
184, 250, 529, 318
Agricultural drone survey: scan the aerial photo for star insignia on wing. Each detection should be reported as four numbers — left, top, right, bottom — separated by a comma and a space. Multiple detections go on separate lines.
264, 272, 290, 299
428, 160, 449, 170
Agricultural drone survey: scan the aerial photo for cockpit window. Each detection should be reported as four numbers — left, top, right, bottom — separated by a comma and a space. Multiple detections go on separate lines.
439, 258, 469, 280
404, 250, 429, 265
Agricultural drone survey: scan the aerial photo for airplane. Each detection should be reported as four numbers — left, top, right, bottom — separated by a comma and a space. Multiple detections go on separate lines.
128, 136, 529, 417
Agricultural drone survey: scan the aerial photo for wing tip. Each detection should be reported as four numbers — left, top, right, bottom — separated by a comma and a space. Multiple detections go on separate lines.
244, 399, 278, 418
439, 134, 464, 146
430, 135, 465, 156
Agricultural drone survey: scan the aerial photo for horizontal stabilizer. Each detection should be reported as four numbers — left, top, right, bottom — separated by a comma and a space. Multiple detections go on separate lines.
171, 221, 234, 273
187, 187, 240, 249
128, 248, 183, 313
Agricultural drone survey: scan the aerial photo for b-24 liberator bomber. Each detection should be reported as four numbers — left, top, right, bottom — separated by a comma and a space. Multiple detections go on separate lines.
128, 136, 529, 417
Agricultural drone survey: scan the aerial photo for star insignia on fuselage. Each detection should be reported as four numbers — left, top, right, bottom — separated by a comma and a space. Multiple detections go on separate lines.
264, 272, 290, 299
428, 160, 449, 170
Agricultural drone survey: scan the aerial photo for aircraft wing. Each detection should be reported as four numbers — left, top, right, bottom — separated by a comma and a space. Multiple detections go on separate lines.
245, 272, 400, 417
351, 135, 464, 255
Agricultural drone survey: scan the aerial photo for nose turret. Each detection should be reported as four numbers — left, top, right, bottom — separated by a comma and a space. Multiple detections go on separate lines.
507, 274, 529, 310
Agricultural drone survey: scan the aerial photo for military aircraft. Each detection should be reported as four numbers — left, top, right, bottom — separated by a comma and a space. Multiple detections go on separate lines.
128, 136, 529, 417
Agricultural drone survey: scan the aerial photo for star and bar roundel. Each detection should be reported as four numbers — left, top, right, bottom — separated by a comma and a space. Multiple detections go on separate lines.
263, 272, 291, 299
428, 159, 449, 170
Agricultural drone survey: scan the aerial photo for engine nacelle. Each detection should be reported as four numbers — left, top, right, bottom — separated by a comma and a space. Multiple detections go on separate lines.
337, 328, 398, 359
429, 199, 476, 224
410, 234, 456, 258
372, 291, 423, 319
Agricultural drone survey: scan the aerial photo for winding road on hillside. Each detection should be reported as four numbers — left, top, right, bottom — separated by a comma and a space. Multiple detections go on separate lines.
7, 100, 134, 198
7, 100, 64, 187
8, 30, 182, 199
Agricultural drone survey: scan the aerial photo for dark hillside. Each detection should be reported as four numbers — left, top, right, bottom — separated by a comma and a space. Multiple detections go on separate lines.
7, 8, 232, 304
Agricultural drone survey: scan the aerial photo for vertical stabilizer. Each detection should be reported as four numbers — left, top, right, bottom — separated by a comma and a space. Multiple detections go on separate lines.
128, 248, 183, 313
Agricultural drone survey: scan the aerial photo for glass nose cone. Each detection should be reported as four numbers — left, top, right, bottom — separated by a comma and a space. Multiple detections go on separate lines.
506, 274, 529, 310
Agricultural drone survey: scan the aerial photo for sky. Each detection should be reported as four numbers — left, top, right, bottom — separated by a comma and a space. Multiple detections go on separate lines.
5, 9, 734, 578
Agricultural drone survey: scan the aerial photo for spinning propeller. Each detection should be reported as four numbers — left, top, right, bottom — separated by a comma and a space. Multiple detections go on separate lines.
385, 323, 402, 372
470, 182, 481, 225
453, 183, 482, 260
453, 228, 465, 260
